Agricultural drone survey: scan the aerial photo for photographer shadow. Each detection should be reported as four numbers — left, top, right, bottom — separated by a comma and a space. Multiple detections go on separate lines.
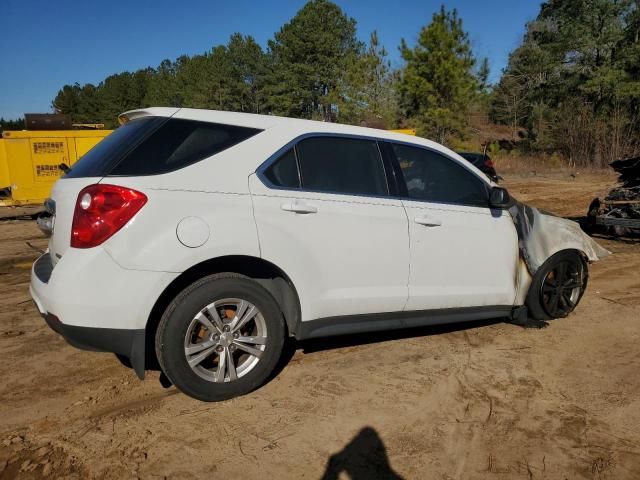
320, 427, 403, 480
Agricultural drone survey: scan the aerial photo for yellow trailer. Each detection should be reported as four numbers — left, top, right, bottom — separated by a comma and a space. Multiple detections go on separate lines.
0, 129, 112, 207
389, 128, 417, 136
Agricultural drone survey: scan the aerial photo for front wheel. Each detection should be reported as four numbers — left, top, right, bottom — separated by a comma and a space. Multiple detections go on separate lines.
156, 273, 285, 402
526, 251, 588, 321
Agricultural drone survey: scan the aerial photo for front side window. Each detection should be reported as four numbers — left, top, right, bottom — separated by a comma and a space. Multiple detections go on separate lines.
392, 143, 488, 206
295, 137, 388, 196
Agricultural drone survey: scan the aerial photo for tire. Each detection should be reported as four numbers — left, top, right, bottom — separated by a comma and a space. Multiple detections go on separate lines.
156, 273, 285, 402
526, 250, 588, 321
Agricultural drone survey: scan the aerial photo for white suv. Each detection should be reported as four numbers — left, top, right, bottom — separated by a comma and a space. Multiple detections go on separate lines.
30, 108, 607, 401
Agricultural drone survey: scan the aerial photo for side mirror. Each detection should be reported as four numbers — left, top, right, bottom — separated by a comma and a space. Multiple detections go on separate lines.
489, 187, 511, 208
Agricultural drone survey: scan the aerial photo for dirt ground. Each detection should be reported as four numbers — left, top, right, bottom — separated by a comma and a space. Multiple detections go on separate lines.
1, 172, 639, 479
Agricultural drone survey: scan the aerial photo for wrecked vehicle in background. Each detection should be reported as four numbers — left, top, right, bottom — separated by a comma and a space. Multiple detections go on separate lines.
456, 151, 501, 183
587, 157, 640, 236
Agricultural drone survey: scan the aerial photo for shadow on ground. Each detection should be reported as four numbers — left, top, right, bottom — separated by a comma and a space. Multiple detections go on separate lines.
320, 427, 404, 480
267, 317, 504, 382
144, 317, 506, 391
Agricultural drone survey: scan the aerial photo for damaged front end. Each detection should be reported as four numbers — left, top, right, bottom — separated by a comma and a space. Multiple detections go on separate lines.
510, 202, 610, 275
508, 201, 610, 307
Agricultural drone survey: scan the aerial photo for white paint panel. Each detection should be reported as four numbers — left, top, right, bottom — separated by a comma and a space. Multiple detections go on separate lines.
250, 174, 409, 321
101, 184, 260, 272
30, 247, 176, 329
403, 201, 519, 310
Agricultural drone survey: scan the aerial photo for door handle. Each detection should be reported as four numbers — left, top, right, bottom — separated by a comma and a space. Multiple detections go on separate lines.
414, 216, 442, 227
281, 201, 318, 214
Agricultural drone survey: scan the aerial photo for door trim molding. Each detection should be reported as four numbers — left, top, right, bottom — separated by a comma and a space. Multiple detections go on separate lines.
296, 305, 514, 340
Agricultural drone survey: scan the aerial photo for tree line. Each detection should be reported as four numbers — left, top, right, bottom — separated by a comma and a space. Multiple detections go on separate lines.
492, 0, 640, 167
48, 0, 640, 167
51, 1, 482, 141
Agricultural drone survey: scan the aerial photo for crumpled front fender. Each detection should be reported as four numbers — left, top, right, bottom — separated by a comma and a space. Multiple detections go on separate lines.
509, 202, 610, 275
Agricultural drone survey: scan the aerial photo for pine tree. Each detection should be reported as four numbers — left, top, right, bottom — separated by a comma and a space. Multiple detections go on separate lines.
337, 31, 398, 127
227, 34, 268, 113
266, 0, 360, 120
399, 6, 478, 144
493, 0, 640, 165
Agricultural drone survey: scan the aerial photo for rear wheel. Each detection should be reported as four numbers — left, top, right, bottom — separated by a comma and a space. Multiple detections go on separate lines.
526, 251, 587, 321
156, 273, 285, 401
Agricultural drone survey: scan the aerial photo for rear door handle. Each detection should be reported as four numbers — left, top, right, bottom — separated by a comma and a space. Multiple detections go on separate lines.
414, 216, 442, 227
281, 201, 318, 214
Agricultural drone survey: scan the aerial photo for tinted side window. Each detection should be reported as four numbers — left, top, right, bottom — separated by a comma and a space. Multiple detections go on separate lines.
110, 119, 262, 176
64, 117, 165, 178
263, 148, 300, 188
392, 144, 488, 206
296, 137, 387, 196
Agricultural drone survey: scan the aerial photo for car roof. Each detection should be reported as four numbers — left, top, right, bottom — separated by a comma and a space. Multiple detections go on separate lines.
119, 107, 445, 150
115, 107, 495, 192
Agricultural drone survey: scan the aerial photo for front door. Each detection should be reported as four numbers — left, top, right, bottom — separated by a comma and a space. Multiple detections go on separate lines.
389, 142, 519, 311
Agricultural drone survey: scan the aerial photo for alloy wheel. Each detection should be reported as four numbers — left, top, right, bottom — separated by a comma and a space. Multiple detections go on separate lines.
184, 298, 267, 383
540, 259, 585, 318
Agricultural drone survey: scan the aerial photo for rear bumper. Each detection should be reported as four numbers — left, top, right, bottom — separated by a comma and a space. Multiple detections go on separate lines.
37, 307, 146, 378
30, 249, 177, 379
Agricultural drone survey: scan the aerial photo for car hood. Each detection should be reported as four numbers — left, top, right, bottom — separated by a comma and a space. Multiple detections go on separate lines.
509, 202, 610, 274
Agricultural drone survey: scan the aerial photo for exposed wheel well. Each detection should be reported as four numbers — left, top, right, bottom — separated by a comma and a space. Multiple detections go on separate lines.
144, 255, 300, 370
565, 248, 590, 269
529, 248, 590, 287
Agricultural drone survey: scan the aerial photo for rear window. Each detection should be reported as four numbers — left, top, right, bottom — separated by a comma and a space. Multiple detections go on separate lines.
65, 117, 262, 178
64, 117, 163, 178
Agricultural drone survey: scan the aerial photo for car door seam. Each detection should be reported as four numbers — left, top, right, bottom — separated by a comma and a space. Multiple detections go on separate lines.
247, 174, 263, 258
401, 200, 411, 311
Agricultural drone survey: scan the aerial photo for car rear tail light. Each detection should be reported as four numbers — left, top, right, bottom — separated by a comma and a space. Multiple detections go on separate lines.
484, 159, 495, 168
71, 184, 147, 248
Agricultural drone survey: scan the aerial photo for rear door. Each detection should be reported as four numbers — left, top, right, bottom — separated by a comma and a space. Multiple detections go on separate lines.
250, 135, 410, 322
389, 143, 518, 310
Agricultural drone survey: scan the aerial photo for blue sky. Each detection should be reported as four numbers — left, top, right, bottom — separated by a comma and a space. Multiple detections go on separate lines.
2, 0, 541, 120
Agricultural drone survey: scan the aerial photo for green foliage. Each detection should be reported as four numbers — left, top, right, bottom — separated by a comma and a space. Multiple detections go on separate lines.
265, 0, 360, 120
0, 117, 24, 132
47, 0, 640, 160
51, 0, 406, 129
398, 6, 479, 143
227, 34, 269, 113
477, 57, 490, 93
144, 58, 184, 107
491, 0, 640, 166
52, 33, 271, 127
335, 31, 399, 127
50, 1, 486, 138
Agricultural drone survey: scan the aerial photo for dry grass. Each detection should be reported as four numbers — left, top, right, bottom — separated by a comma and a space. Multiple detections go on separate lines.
493, 152, 616, 176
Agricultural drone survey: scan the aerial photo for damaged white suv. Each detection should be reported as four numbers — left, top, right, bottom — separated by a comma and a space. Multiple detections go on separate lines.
30, 108, 608, 401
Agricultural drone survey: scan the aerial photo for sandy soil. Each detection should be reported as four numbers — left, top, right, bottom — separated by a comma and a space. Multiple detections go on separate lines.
1, 172, 639, 479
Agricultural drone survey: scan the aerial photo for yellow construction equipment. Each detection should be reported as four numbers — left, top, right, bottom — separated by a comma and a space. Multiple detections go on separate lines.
389, 128, 417, 136
0, 128, 112, 207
